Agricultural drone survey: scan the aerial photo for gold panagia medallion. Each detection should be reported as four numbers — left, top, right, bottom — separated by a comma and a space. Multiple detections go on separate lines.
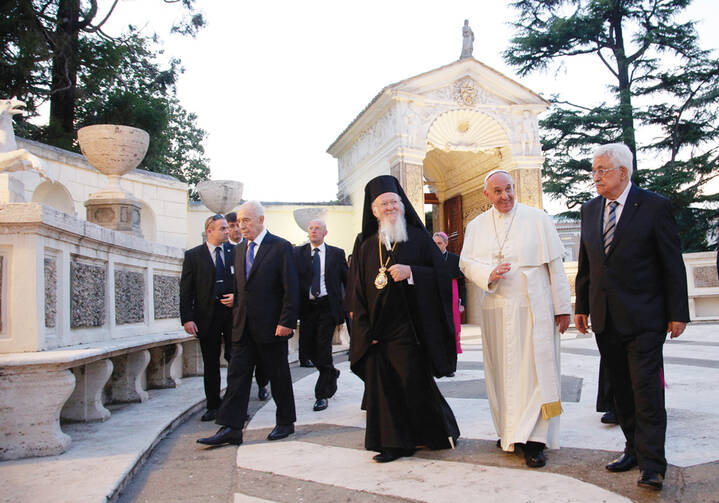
374, 267, 388, 289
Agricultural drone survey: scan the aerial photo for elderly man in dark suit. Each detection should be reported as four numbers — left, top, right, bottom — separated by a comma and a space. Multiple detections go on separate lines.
575, 143, 690, 491
198, 201, 299, 446
180, 214, 235, 422
225, 211, 270, 402
294, 219, 348, 412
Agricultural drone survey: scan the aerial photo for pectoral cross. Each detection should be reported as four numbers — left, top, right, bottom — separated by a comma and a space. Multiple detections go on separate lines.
494, 251, 504, 265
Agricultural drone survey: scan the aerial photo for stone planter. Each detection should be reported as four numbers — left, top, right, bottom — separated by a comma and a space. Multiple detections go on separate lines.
78, 125, 149, 198
197, 180, 244, 214
293, 207, 328, 232
78, 125, 149, 237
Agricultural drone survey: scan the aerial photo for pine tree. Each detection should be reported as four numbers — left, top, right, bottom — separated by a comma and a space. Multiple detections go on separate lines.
504, 0, 719, 250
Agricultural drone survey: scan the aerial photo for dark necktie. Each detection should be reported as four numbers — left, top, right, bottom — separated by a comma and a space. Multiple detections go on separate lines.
604, 201, 619, 255
214, 246, 225, 295
245, 241, 256, 279
311, 248, 321, 297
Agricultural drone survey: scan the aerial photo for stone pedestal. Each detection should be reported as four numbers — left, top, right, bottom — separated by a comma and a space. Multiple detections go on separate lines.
0, 369, 75, 460
147, 343, 183, 388
107, 350, 150, 403
61, 359, 113, 422
85, 196, 143, 237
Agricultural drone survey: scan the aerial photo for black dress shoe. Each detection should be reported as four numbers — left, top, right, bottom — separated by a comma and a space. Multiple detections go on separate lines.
638, 471, 664, 490
523, 442, 547, 468
300, 359, 314, 368
200, 409, 217, 422
267, 424, 294, 441
372, 448, 415, 463
197, 426, 243, 446
601, 410, 619, 424
313, 398, 328, 411
606, 453, 637, 472
496, 439, 502, 449
258, 385, 270, 401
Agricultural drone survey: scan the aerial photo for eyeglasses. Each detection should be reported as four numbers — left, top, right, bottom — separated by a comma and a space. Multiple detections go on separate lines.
592, 167, 621, 178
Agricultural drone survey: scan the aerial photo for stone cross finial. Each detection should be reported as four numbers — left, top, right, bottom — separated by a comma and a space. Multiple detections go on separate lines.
460, 19, 474, 59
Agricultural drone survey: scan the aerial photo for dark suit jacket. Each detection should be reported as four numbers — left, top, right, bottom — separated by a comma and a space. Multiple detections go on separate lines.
445, 251, 466, 305
293, 242, 348, 325
232, 231, 299, 343
180, 242, 234, 338
575, 184, 690, 334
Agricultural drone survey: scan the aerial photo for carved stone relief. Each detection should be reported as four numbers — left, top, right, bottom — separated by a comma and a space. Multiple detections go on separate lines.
154, 274, 180, 319
462, 187, 492, 226
44, 257, 57, 329
71, 260, 106, 328
115, 269, 145, 325
512, 168, 543, 209
694, 266, 719, 288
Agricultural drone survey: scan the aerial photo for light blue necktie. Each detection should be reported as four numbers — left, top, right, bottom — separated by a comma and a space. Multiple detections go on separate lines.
603, 201, 619, 255
245, 241, 256, 279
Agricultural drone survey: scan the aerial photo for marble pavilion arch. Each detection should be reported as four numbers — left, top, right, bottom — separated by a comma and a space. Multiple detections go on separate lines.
327, 56, 548, 254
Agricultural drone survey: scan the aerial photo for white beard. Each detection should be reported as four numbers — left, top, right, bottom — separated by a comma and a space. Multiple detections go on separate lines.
378, 214, 408, 247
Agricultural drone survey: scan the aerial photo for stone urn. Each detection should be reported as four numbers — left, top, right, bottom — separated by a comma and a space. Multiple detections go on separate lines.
78, 125, 149, 237
293, 207, 328, 232
197, 180, 244, 214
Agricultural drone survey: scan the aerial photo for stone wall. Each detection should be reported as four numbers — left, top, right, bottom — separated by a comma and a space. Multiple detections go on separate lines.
0, 203, 183, 353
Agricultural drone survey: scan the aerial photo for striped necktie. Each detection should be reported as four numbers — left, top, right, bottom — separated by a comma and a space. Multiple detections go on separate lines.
245, 241, 256, 279
603, 201, 619, 255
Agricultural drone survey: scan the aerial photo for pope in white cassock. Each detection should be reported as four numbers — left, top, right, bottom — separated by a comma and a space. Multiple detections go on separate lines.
460, 170, 571, 468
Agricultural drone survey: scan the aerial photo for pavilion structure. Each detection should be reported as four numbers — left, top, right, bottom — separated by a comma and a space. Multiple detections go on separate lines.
328, 54, 549, 254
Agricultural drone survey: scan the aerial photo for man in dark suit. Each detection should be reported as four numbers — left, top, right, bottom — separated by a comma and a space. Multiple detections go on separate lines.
225, 211, 270, 402
294, 219, 348, 411
198, 201, 299, 446
180, 214, 235, 422
575, 143, 689, 491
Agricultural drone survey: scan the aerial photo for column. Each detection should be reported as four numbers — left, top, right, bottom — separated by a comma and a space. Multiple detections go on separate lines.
0, 369, 75, 460
107, 350, 150, 403
147, 343, 183, 388
61, 359, 113, 422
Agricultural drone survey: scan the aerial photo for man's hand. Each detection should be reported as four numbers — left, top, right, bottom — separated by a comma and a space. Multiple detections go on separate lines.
555, 314, 570, 334
574, 314, 589, 334
387, 264, 411, 282
275, 325, 293, 337
667, 321, 687, 339
183, 321, 198, 336
219, 293, 234, 307
489, 263, 511, 283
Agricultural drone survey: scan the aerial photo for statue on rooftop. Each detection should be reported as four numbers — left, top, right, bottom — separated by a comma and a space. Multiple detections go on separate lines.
460, 19, 474, 59
0, 98, 53, 182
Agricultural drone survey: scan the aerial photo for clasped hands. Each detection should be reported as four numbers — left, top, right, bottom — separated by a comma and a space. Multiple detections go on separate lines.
387, 264, 411, 282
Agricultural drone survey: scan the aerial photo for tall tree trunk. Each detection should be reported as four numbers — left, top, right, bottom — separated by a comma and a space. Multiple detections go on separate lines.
609, 6, 639, 177
49, 0, 80, 145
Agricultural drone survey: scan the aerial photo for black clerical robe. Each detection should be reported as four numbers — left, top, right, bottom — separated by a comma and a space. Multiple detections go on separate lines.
350, 225, 459, 452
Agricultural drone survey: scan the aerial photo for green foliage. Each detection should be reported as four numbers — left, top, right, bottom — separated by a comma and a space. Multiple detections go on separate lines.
505, 0, 719, 251
0, 0, 209, 199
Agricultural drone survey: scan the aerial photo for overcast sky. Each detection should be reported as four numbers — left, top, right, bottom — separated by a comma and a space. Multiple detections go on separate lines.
106, 0, 719, 209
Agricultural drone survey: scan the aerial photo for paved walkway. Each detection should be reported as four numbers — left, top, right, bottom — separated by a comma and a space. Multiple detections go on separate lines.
4, 324, 719, 502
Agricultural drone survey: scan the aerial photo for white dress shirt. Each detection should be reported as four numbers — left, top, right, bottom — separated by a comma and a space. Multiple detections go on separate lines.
309, 242, 327, 299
